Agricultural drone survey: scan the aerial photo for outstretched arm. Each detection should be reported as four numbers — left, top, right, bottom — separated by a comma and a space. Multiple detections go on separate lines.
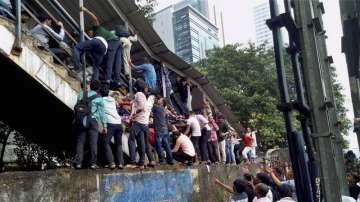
214, 178, 234, 194
265, 166, 282, 186
80, 6, 100, 26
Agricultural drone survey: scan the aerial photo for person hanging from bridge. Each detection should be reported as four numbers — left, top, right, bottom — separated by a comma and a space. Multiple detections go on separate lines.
114, 25, 138, 77
30, 16, 65, 50
72, 28, 108, 82
81, 6, 123, 87
129, 57, 157, 92
73, 80, 107, 169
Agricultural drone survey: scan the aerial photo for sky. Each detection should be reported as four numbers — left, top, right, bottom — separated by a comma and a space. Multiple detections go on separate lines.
155, 0, 359, 154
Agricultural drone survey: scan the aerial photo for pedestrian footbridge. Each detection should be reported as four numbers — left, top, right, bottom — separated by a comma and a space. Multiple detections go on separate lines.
0, 0, 241, 155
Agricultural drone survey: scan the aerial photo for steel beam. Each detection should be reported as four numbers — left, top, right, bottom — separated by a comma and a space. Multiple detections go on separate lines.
293, 0, 343, 201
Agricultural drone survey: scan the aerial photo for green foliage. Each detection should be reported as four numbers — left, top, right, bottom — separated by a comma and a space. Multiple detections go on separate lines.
330, 66, 352, 148
135, 0, 157, 22
195, 43, 350, 151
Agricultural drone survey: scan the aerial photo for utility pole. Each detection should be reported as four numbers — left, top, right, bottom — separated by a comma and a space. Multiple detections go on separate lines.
292, 0, 347, 200
339, 0, 360, 152
79, 0, 87, 91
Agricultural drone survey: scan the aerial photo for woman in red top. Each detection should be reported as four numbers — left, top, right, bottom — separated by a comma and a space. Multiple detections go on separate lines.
242, 128, 253, 162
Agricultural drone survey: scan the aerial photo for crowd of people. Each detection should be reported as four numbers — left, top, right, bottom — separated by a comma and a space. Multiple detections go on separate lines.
214, 163, 297, 202
0, 1, 261, 169
72, 78, 258, 170
213, 161, 360, 202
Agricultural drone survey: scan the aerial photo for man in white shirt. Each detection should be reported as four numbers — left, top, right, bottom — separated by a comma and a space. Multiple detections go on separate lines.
31, 16, 65, 48
184, 111, 201, 162
172, 131, 195, 165
196, 113, 211, 163
127, 92, 155, 169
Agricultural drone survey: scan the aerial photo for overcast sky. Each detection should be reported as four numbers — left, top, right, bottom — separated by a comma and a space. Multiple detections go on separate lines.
155, 0, 359, 154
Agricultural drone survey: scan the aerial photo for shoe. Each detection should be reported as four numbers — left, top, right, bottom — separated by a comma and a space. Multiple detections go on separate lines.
147, 161, 156, 168
168, 161, 174, 165
159, 161, 167, 165
118, 165, 124, 170
75, 164, 81, 169
187, 161, 193, 166
104, 164, 116, 169
125, 164, 138, 169
90, 164, 99, 169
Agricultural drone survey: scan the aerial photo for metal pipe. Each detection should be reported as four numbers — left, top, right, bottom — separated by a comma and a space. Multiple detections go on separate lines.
283, 0, 318, 200
50, 0, 90, 40
79, 0, 87, 90
12, 0, 22, 55
47, 0, 78, 32
269, 0, 314, 201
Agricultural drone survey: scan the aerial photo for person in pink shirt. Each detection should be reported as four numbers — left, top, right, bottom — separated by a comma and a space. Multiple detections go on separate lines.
208, 116, 220, 163
172, 131, 195, 166
196, 112, 211, 164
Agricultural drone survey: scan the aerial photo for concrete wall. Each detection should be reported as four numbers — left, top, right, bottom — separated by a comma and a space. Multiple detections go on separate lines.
0, 165, 260, 202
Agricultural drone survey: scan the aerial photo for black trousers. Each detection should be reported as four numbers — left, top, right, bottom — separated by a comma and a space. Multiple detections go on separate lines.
199, 128, 210, 161
172, 151, 193, 163
103, 123, 124, 166
190, 136, 201, 160
74, 118, 99, 165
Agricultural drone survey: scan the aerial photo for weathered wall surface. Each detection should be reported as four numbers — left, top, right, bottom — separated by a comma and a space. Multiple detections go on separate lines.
0, 165, 260, 202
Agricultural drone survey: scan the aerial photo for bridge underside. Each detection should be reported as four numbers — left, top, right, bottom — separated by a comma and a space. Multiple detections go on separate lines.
0, 53, 75, 154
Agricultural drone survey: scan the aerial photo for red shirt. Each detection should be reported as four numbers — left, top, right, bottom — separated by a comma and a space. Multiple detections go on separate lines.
244, 133, 253, 147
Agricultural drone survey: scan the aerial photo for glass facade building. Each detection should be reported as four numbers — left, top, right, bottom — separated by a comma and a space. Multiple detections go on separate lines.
173, 6, 218, 63
174, 0, 209, 19
153, 0, 219, 64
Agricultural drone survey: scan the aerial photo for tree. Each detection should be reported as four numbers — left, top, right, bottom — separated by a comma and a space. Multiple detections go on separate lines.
135, 0, 157, 22
331, 66, 352, 148
195, 43, 350, 151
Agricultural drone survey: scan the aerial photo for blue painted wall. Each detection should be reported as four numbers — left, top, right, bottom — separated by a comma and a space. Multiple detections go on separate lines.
101, 170, 194, 202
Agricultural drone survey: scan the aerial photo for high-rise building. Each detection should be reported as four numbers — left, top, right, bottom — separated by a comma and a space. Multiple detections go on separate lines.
153, 0, 219, 64
175, 0, 209, 19
253, 2, 273, 47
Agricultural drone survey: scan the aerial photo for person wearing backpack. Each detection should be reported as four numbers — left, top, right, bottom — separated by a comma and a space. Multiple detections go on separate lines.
73, 80, 107, 169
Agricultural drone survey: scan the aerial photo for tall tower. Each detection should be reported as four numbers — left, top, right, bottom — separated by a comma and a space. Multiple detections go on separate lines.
175, 0, 209, 18
153, 0, 219, 64
253, 2, 273, 47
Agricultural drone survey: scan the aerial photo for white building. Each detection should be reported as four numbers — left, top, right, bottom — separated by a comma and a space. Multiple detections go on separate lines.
152, 6, 176, 52
253, 2, 273, 47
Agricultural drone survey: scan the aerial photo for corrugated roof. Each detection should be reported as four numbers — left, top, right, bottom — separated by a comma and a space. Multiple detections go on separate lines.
34, 0, 242, 132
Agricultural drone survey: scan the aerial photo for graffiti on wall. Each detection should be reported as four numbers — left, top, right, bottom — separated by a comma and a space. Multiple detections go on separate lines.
100, 169, 197, 202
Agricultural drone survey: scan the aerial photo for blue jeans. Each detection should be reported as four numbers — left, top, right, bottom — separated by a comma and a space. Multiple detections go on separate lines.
128, 122, 153, 165
74, 118, 99, 165
73, 38, 106, 81
104, 40, 122, 83
225, 139, 234, 164
103, 123, 123, 166
155, 133, 173, 163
